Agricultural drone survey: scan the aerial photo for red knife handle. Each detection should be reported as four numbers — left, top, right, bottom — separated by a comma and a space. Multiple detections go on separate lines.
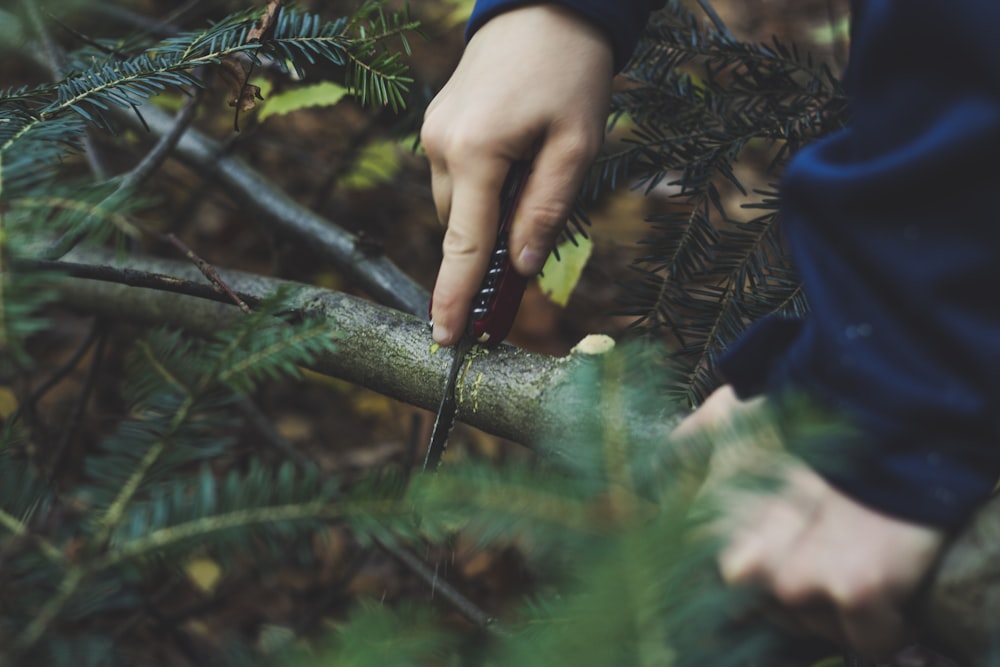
467, 162, 532, 348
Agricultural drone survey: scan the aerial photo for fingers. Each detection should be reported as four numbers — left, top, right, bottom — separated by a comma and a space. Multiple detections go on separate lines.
420, 6, 613, 346
429, 157, 508, 345
713, 464, 944, 662
508, 128, 602, 276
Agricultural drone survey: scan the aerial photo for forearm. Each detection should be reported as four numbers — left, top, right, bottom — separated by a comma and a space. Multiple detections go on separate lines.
720, 0, 1000, 527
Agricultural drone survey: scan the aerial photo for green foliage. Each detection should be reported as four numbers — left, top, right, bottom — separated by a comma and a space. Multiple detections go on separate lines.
0, 293, 425, 663
0, 0, 418, 371
592, 0, 849, 406
309, 343, 784, 667
288, 603, 455, 667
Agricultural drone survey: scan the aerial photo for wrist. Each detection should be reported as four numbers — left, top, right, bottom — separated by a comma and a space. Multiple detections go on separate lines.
468, 3, 614, 74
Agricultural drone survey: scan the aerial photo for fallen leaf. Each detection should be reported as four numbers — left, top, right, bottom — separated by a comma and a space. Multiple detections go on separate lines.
537, 235, 594, 307
185, 556, 223, 594
0, 386, 18, 418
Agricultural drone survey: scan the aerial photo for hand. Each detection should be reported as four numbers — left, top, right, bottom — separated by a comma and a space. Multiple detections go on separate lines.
677, 387, 947, 661
421, 5, 614, 345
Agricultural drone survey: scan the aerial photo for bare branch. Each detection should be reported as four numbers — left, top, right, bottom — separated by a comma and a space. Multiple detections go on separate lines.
120, 103, 430, 318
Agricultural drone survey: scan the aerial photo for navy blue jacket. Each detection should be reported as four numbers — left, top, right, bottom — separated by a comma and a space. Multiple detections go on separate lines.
469, 0, 1000, 528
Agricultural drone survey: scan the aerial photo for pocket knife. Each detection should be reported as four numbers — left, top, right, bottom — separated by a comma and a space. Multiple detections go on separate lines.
423, 161, 532, 470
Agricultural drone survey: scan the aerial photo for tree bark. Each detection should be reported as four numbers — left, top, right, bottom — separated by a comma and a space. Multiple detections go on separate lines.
55, 248, 581, 447
49, 249, 1000, 666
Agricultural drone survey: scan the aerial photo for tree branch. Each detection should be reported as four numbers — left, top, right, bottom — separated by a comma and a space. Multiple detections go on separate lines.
46, 248, 1000, 665
120, 103, 430, 318
53, 248, 569, 446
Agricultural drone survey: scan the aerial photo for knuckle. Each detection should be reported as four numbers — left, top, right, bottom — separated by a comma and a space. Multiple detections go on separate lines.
441, 225, 484, 258
559, 132, 601, 162
772, 572, 815, 607
718, 541, 763, 587
522, 200, 570, 237
831, 573, 882, 611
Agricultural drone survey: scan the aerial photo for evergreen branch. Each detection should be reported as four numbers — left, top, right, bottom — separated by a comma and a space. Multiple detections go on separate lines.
98, 499, 362, 568
93, 429, 175, 544
214, 320, 335, 388
135, 338, 190, 396
16, 196, 142, 245
8, 565, 87, 659
48, 325, 108, 480
0, 507, 28, 541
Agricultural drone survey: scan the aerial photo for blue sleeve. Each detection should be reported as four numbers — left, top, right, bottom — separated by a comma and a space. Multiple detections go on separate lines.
721, 0, 1000, 528
467, 0, 664, 72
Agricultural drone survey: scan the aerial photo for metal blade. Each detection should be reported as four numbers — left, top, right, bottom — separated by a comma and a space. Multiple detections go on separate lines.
423, 336, 474, 470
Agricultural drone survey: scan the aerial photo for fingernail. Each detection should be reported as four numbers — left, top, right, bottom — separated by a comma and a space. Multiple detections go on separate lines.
432, 322, 452, 346
517, 246, 547, 275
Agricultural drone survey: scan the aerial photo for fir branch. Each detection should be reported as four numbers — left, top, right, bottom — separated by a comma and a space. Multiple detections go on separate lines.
102, 499, 337, 567
8, 566, 87, 659
0, 507, 28, 542
595, 0, 849, 404
214, 320, 335, 389
93, 407, 189, 545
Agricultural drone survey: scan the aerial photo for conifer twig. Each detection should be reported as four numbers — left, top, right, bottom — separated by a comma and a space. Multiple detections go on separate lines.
40, 88, 202, 260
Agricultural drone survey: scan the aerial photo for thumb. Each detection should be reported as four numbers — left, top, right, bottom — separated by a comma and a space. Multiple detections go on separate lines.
509, 134, 597, 276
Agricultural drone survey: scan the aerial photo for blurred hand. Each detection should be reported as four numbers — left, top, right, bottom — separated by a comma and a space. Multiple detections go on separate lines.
677, 386, 947, 661
421, 5, 614, 345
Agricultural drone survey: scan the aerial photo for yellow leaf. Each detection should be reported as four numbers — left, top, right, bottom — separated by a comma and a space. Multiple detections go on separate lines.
537, 235, 594, 307
811, 15, 851, 45
185, 557, 222, 594
809, 657, 845, 667
300, 368, 352, 393
341, 138, 403, 190
442, 0, 476, 27
351, 389, 394, 419
258, 80, 348, 121
0, 387, 18, 419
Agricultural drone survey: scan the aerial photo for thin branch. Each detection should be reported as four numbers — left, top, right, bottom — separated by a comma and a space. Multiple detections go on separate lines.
48, 322, 108, 480
118, 102, 430, 317
7, 319, 101, 427
18, 258, 262, 309
119, 90, 202, 194
40, 91, 203, 261
158, 231, 252, 314
378, 537, 503, 634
